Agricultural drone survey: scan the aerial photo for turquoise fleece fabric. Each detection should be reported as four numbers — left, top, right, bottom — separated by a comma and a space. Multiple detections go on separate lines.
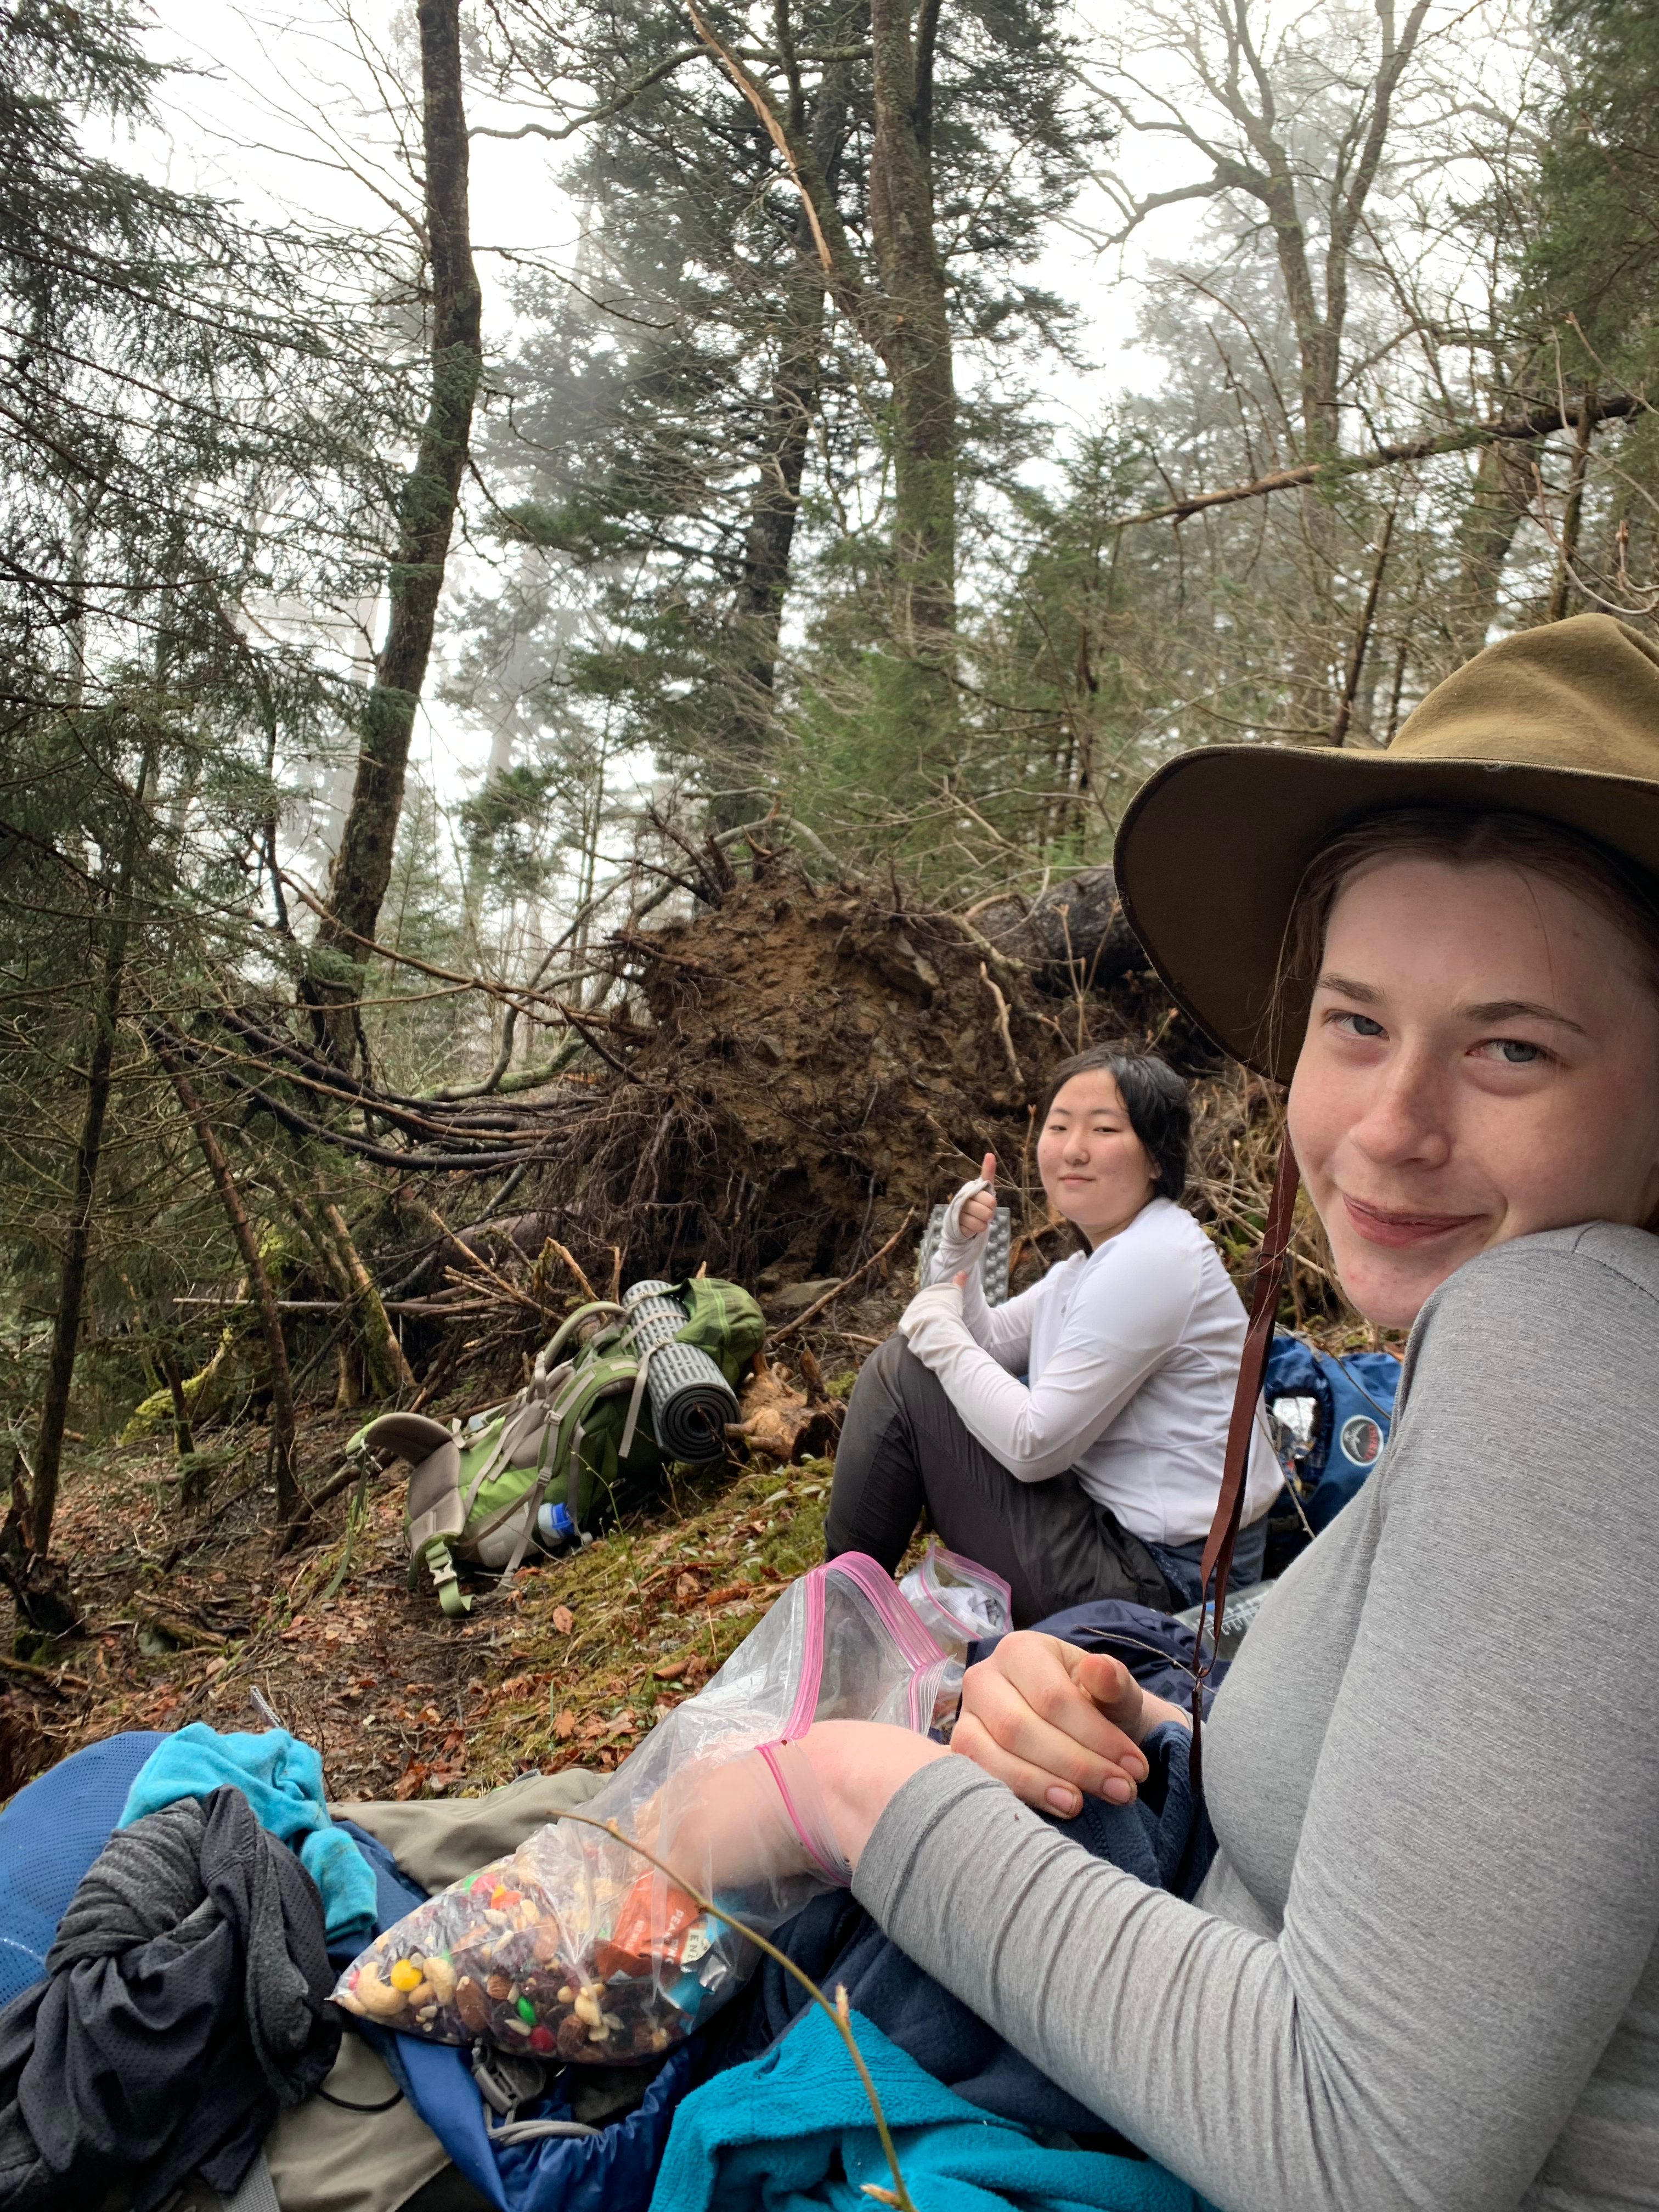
119, 1724, 376, 1942
650, 2005, 1201, 2212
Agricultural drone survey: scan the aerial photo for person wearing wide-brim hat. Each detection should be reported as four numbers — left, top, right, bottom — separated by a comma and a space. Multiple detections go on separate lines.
754, 614, 1659, 2209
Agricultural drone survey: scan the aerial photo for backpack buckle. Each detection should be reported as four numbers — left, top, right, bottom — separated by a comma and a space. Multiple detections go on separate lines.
425, 1540, 471, 1618
471, 2042, 544, 2117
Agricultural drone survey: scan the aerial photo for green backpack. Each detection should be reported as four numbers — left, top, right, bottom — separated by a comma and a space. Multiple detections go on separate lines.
356, 1276, 765, 1617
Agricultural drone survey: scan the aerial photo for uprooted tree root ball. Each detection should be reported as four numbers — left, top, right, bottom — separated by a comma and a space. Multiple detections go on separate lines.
488, 859, 1242, 1294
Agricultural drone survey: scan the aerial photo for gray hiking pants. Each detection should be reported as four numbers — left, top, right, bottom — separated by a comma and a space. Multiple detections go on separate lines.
825, 1335, 1176, 1627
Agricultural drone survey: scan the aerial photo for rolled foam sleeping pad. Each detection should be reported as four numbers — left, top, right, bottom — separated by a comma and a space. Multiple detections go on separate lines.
623, 1280, 738, 1460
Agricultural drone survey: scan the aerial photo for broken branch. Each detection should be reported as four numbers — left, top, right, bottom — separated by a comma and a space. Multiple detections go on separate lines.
771, 1211, 917, 1342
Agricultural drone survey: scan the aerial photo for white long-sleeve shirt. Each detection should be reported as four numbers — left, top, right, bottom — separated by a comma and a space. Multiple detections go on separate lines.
898, 1185, 1282, 1546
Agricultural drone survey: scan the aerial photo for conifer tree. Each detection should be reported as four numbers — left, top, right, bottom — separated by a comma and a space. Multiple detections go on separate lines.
470, 0, 1101, 821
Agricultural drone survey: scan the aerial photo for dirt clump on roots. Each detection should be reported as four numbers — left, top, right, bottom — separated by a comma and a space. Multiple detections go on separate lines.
544, 860, 1216, 1295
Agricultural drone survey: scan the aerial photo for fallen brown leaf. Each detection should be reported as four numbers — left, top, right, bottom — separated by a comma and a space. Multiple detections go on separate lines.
703, 1579, 785, 1608
552, 1605, 574, 1635
652, 1656, 690, 1681
553, 1708, 575, 1740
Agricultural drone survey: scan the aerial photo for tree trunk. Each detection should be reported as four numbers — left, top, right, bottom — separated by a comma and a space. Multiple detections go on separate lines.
1547, 395, 1596, 622
0, 1455, 79, 1640
29, 968, 121, 1571
156, 1338, 195, 1457
687, 2, 956, 750
1441, 435, 1536, 669
715, 297, 823, 827
1218, 0, 1430, 743
311, 0, 482, 1042
273, 1164, 414, 1399
714, 69, 853, 827
156, 1048, 309, 1531
27, 746, 154, 1566
323, 1203, 417, 1397
1261, 188, 1342, 742
868, 0, 956, 686
335, 1340, 363, 1412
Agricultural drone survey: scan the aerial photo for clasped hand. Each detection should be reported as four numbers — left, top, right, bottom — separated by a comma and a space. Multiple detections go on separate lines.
675, 1633, 1190, 1901
953, 1630, 1191, 1815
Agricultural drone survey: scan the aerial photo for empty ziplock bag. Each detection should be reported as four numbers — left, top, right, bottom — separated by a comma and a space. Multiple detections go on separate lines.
898, 1538, 1011, 1661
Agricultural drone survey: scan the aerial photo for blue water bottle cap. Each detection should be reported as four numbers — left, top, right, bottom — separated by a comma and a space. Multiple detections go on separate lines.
537, 1499, 576, 1549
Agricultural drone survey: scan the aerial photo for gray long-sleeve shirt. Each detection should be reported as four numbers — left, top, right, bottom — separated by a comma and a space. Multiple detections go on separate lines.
854, 1223, 1659, 2211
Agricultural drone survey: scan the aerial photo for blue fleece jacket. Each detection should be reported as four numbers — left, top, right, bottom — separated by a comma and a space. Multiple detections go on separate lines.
119, 1724, 376, 1942
651, 2004, 1199, 2212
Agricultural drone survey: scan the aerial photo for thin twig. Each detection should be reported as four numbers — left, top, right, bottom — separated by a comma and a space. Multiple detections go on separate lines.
1328, 503, 1397, 746
555, 1808, 915, 2211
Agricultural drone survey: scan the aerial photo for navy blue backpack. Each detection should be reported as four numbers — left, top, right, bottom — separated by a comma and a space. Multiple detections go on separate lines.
1262, 1334, 1402, 1559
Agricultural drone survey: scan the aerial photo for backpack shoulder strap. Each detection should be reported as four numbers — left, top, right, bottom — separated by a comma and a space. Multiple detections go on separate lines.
357, 1412, 475, 1617
404, 1430, 470, 1619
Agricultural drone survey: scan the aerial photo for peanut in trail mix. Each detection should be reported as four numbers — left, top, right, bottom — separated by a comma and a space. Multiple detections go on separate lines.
335, 1862, 742, 2063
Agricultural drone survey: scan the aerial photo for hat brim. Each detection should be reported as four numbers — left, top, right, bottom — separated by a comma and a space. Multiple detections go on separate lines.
1111, 747, 1659, 1083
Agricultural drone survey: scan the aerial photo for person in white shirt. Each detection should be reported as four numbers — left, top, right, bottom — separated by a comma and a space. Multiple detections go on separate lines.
825, 1045, 1283, 1622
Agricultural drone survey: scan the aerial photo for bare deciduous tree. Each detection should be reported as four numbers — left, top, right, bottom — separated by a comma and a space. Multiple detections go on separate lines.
314, 0, 483, 1045
1087, 0, 1436, 735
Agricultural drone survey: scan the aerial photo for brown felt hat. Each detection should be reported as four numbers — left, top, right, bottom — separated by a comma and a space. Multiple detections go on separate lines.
1112, 613, 1659, 1083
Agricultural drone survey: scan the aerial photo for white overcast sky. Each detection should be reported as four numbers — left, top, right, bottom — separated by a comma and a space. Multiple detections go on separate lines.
132, 1, 1187, 818
134, 2, 1505, 821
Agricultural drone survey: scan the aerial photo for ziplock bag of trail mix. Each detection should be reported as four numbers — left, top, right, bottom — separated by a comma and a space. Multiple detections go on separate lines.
333, 1553, 951, 2062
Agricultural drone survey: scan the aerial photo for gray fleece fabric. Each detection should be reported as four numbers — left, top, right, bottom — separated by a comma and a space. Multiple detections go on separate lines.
854, 1222, 1659, 2212
0, 1787, 337, 2210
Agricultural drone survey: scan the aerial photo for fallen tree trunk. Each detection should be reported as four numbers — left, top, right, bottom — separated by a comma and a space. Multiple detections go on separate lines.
969, 867, 1144, 995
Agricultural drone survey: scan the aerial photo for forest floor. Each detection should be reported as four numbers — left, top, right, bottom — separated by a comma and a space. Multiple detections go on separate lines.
4, 1298, 908, 1807
0, 862, 1368, 1804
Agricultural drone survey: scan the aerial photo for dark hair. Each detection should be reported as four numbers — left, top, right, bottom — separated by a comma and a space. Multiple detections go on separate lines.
1039, 1046, 1190, 1201
1279, 806, 1659, 1032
